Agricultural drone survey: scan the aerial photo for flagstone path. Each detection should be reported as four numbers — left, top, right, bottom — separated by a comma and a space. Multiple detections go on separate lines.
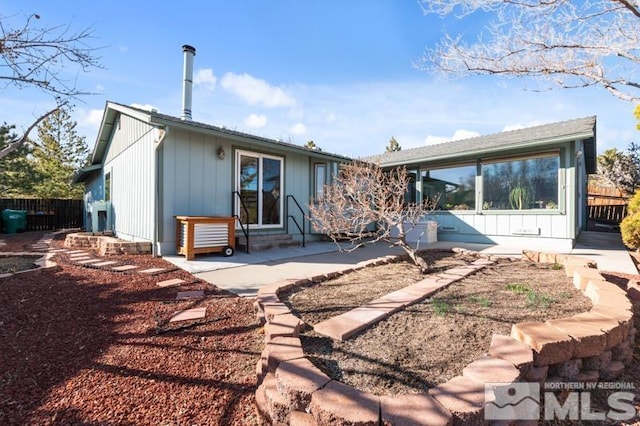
26, 232, 207, 324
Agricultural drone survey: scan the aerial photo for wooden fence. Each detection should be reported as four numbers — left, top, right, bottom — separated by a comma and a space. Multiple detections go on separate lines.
0, 198, 83, 232
587, 184, 629, 227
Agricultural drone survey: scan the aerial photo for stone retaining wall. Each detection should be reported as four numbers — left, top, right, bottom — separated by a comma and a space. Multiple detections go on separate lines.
0, 252, 58, 279
64, 232, 151, 255
253, 251, 637, 425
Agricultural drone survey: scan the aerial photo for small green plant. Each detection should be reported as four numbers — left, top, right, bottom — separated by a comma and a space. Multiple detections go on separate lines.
432, 298, 451, 317
526, 291, 555, 309
506, 283, 533, 294
551, 262, 563, 270
470, 295, 492, 308
507, 283, 556, 309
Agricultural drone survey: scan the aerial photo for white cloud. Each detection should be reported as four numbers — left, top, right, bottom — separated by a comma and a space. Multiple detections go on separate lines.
220, 72, 295, 107
424, 129, 480, 145
95, 84, 104, 92
194, 68, 217, 91
289, 123, 307, 135
78, 108, 104, 127
244, 113, 267, 128
119, 45, 128, 52
130, 103, 159, 112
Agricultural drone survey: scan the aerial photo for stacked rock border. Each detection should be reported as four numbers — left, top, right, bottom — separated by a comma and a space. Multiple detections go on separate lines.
64, 232, 152, 255
253, 250, 637, 425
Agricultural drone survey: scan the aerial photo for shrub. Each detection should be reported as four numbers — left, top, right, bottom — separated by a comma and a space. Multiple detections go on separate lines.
621, 211, 640, 249
627, 188, 640, 216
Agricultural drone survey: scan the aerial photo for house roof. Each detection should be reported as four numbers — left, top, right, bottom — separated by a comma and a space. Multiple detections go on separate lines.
367, 116, 597, 173
89, 101, 352, 167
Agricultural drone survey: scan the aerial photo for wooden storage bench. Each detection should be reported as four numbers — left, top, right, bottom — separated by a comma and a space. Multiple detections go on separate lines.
175, 216, 236, 260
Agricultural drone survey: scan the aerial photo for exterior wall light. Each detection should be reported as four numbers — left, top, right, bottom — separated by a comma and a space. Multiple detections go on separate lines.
217, 146, 226, 160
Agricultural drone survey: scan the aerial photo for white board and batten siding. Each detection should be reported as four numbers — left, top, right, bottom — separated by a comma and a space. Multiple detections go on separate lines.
102, 114, 156, 242
435, 211, 571, 246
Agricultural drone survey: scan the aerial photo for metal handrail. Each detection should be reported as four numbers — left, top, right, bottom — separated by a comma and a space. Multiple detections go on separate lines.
286, 194, 306, 247
232, 191, 250, 253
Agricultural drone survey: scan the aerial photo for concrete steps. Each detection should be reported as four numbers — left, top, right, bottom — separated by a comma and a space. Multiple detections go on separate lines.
236, 233, 301, 252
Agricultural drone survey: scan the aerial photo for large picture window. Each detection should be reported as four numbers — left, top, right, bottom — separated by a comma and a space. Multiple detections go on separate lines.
482, 154, 559, 210
422, 165, 476, 210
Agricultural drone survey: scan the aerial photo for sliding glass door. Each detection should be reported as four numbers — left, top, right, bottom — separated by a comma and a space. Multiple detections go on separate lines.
236, 150, 283, 227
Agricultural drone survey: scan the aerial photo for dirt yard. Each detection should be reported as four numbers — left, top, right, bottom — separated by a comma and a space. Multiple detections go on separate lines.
281, 252, 594, 394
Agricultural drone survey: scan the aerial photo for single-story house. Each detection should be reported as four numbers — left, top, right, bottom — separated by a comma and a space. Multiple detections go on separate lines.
75, 45, 596, 255
370, 116, 596, 250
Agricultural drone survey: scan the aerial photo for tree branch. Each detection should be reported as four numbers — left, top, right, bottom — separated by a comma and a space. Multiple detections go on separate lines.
0, 103, 64, 160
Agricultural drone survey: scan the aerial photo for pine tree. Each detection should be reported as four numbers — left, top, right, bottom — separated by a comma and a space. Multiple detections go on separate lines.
0, 124, 35, 197
385, 136, 401, 153
30, 108, 89, 199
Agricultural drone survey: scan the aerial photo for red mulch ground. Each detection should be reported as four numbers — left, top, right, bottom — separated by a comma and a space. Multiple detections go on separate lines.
0, 231, 262, 425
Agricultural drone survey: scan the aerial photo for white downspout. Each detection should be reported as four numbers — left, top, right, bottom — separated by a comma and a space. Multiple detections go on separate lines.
153, 127, 168, 257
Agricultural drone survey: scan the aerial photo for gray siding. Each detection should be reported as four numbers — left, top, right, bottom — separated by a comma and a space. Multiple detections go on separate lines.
103, 115, 156, 242
157, 129, 318, 254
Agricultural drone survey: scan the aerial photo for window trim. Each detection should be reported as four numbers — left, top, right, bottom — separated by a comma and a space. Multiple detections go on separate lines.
420, 163, 477, 211
313, 163, 326, 201
480, 151, 561, 213
235, 149, 284, 229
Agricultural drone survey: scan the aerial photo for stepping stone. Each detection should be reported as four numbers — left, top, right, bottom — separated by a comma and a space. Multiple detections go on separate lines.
66, 250, 87, 254
70, 256, 92, 261
92, 260, 118, 267
169, 307, 206, 323
158, 278, 185, 288
48, 249, 69, 253
112, 265, 139, 272
76, 259, 102, 264
176, 290, 205, 300
138, 268, 166, 274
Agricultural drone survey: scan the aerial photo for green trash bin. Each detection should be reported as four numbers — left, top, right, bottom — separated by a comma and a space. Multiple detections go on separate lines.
2, 209, 28, 234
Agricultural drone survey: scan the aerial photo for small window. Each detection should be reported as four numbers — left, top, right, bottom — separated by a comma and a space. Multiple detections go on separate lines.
314, 163, 326, 201
104, 172, 111, 201
404, 170, 418, 204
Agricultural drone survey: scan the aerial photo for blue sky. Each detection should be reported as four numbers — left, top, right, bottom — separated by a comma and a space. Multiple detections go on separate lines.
1, 0, 637, 158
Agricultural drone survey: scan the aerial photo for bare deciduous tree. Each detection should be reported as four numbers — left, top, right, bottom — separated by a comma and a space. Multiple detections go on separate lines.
419, 0, 640, 102
308, 161, 437, 273
0, 12, 101, 159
